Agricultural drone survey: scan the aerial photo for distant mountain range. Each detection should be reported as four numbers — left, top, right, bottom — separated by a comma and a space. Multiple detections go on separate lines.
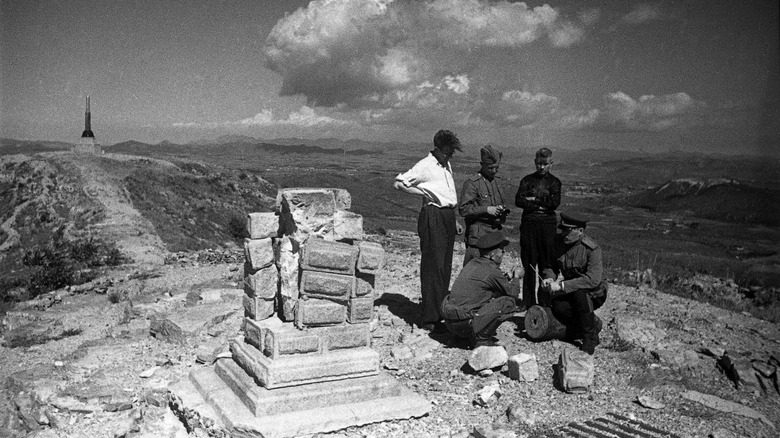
627, 178, 779, 225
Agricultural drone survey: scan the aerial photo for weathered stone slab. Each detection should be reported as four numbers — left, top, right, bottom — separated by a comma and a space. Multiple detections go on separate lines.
299, 270, 355, 301
247, 318, 321, 358
301, 238, 358, 275
468, 346, 508, 372
178, 367, 429, 438
243, 295, 274, 321
244, 264, 278, 299
275, 188, 349, 211
244, 238, 274, 270
314, 323, 371, 351
558, 348, 594, 393
333, 210, 363, 241
275, 236, 300, 301
277, 189, 337, 239
355, 273, 375, 297
246, 212, 279, 239
295, 298, 347, 328
230, 338, 378, 389
347, 296, 374, 323
508, 353, 539, 382
356, 241, 385, 274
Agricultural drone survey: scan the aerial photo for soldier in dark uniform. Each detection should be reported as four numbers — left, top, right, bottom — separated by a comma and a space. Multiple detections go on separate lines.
541, 213, 607, 355
441, 231, 523, 348
459, 144, 510, 267
515, 147, 561, 309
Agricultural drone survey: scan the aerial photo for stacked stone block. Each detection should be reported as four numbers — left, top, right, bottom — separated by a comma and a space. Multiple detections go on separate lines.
234, 188, 385, 390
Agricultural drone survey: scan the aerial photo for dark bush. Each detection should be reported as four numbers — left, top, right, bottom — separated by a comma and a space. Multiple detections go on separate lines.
228, 212, 248, 240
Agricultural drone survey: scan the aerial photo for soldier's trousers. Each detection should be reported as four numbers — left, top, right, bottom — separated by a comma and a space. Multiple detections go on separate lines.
418, 205, 456, 325
551, 289, 607, 337
520, 218, 557, 307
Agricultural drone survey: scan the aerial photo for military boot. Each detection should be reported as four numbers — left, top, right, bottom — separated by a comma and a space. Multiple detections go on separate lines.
581, 316, 602, 355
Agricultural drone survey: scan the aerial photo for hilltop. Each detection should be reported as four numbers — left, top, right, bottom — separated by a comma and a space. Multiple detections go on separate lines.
0, 149, 778, 437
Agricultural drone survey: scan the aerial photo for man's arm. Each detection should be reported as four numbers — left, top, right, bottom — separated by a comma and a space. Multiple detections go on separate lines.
559, 247, 603, 292
536, 177, 561, 211
514, 177, 539, 210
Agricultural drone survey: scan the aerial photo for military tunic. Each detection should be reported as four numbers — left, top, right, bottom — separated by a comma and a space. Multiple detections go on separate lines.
459, 173, 506, 265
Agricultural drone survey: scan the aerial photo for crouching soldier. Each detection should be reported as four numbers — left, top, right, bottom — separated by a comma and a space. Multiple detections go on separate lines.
441, 231, 523, 348
541, 213, 607, 355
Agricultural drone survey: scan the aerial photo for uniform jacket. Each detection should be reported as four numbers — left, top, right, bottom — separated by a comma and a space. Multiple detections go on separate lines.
459, 173, 506, 246
545, 234, 607, 297
441, 257, 520, 321
514, 172, 561, 223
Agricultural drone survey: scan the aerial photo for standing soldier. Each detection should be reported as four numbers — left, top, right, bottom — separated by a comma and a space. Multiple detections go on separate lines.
394, 129, 464, 333
515, 147, 561, 308
459, 144, 510, 267
542, 213, 607, 355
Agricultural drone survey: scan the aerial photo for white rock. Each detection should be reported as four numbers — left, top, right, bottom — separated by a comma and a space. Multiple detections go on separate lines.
468, 346, 508, 372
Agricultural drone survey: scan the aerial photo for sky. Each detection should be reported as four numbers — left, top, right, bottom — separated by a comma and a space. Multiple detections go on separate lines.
1, 0, 778, 155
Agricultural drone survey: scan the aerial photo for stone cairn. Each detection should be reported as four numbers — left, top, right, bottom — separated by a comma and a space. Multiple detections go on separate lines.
175, 188, 429, 438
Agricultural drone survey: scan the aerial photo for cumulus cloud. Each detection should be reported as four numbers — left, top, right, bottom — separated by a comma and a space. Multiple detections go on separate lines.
173, 106, 354, 129
263, 0, 585, 107
593, 91, 703, 131
620, 3, 662, 24
474, 90, 560, 126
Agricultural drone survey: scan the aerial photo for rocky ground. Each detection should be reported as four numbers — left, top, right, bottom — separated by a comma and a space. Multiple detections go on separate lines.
2, 233, 779, 438
1, 151, 779, 438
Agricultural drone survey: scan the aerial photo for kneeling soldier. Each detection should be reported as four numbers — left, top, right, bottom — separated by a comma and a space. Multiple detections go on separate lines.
542, 213, 608, 354
441, 231, 523, 348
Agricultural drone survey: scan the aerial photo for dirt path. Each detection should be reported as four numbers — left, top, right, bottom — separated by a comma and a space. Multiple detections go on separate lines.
63, 152, 167, 266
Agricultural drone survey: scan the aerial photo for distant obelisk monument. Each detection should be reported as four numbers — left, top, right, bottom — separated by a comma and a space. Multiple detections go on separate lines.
73, 95, 101, 153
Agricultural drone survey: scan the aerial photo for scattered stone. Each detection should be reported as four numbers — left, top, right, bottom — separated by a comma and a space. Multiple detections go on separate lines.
473, 423, 517, 438
681, 390, 775, 429
478, 369, 494, 377
752, 360, 776, 378
708, 427, 738, 438
474, 381, 501, 407
391, 345, 414, 361
508, 353, 538, 382
139, 366, 160, 378
636, 395, 665, 409
54, 361, 64, 368
104, 401, 134, 412
615, 316, 666, 350
698, 345, 726, 358
468, 346, 508, 372
506, 404, 536, 426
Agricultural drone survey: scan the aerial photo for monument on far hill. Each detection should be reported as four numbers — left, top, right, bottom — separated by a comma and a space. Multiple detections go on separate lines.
171, 188, 430, 438
72, 95, 101, 154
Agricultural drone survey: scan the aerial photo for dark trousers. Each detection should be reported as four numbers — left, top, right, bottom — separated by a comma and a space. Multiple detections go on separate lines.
520, 219, 556, 307
550, 289, 606, 337
418, 205, 456, 324
445, 296, 517, 345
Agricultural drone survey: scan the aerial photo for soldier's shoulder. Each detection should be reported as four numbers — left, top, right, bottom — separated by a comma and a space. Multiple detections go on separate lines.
467, 173, 482, 182
581, 235, 599, 250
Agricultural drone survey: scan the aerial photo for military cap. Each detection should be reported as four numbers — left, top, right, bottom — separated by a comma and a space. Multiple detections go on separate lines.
480, 144, 502, 164
559, 213, 587, 229
474, 231, 509, 250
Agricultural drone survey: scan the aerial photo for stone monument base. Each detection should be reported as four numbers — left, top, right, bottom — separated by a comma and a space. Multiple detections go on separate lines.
170, 361, 431, 438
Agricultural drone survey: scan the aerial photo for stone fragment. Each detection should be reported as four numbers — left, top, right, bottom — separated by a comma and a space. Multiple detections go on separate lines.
753, 360, 776, 378
508, 353, 538, 382
244, 264, 279, 299
295, 298, 347, 328
615, 316, 666, 350
278, 189, 337, 238
347, 296, 374, 323
300, 270, 355, 301
316, 323, 371, 351
139, 366, 160, 378
391, 345, 414, 361
356, 241, 385, 274
301, 238, 359, 275
243, 295, 275, 321
468, 346, 508, 372
732, 358, 760, 389
355, 273, 375, 297
279, 295, 297, 322
149, 318, 185, 345
247, 212, 279, 239
681, 390, 775, 428
558, 348, 594, 393
473, 424, 517, 438
251, 318, 322, 358
244, 238, 275, 270
103, 401, 133, 412
474, 381, 501, 406
636, 395, 665, 409
506, 404, 536, 426
333, 210, 364, 241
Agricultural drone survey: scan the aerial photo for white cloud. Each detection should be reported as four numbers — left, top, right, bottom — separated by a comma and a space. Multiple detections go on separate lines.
621, 3, 662, 24
263, 0, 585, 107
595, 91, 702, 131
173, 106, 353, 129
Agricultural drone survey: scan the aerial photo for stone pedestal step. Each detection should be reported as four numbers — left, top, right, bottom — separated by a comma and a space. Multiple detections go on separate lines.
173, 365, 430, 438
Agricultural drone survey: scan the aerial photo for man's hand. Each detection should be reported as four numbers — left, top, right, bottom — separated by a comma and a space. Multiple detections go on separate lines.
510, 265, 524, 279
486, 206, 500, 216
456, 221, 464, 235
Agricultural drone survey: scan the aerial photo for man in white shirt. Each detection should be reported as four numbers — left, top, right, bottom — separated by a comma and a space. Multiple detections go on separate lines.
394, 129, 464, 332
